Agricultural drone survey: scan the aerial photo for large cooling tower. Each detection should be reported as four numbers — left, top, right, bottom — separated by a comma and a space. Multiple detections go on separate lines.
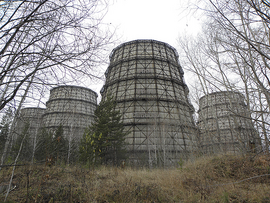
43, 85, 97, 142
14, 107, 46, 144
101, 39, 199, 166
198, 91, 261, 154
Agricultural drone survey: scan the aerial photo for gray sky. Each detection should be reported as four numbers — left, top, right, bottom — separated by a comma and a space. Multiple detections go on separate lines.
89, 0, 202, 98
104, 0, 201, 47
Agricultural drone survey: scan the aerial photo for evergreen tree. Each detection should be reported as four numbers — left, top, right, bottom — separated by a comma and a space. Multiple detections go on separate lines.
0, 107, 13, 157
79, 132, 104, 166
54, 125, 68, 162
35, 125, 69, 164
35, 127, 54, 162
11, 121, 32, 162
80, 93, 129, 166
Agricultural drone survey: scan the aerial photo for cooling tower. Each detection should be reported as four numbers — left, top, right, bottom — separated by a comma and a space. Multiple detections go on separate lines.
14, 107, 46, 144
198, 91, 261, 154
101, 39, 199, 167
43, 85, 97, 142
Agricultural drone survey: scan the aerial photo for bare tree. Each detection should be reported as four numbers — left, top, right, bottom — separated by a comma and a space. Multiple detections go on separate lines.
0, 0, 114, 111
205, 0, 270, 105
0, 0, 115, 168
178, 0, 270, 152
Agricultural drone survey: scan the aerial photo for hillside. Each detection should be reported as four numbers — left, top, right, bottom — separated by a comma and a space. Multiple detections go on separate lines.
1, 154, 270, 202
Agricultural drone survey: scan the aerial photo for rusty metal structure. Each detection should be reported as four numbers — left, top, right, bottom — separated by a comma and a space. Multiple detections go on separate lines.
101, 39, 199, 166
198, 91, 261, 154
42, 85, 97, 141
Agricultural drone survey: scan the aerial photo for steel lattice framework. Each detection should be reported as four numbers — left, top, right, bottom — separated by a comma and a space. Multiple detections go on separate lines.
101, 39, 199, 167
43, 85, 97, 141
198, 91, 262, 154
14, 107, 46, 144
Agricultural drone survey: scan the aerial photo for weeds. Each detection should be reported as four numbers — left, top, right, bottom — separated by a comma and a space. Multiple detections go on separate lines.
0, 154, 269, 202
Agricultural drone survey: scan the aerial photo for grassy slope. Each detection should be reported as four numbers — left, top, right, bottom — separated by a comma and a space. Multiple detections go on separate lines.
1, 154, 270, 203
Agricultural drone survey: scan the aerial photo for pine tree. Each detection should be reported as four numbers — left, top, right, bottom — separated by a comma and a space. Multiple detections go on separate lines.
11, 121, 32, 162
35, 125, 69, 164
79, 132, 104, 166
80, 93, 129, 166
0, 107, 13, 158
35, 127, 54, 162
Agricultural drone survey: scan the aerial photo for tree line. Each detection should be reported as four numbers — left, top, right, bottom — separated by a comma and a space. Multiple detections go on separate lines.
178, 0, 270, 151
0, 94, 128, 168
0, 0, 116, 168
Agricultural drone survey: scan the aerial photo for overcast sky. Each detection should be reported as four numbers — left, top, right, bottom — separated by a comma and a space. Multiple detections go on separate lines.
89, 0, 202, 98
104, 0, 201, 48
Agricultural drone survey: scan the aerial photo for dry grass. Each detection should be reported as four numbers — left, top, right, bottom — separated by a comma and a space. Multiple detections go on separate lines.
1, 153, 270, 202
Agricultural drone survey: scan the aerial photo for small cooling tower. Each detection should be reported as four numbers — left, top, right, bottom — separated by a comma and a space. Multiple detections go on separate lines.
198, 91, 261, 154
14, 107, 46, 144
43, 85, 97, 142
101, 39, 199, 166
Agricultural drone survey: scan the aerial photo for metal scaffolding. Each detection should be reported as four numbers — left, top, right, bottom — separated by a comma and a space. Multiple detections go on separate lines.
101, 39, 199, 167
198, 91, 262, 154
14, 107, 46, 144
43, 85, 97, 141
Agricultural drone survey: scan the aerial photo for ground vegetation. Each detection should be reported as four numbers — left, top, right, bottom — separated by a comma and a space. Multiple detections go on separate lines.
0, 154, 269, 202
